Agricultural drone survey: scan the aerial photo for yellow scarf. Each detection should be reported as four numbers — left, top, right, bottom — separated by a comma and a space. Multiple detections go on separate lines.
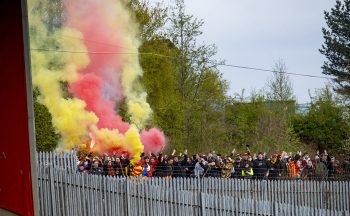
271, 158, 277, 164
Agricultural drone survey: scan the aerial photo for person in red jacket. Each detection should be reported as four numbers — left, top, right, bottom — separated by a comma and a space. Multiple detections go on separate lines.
148, 155, 159, 177
287, 158, 296, 178
295, 160, 302, 178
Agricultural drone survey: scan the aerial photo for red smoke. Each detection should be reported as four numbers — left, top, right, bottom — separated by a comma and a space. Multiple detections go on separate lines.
69, 74, 130, 133
63, 0, 167, 155
65, 0, 128, 132
141, 128, 167, 153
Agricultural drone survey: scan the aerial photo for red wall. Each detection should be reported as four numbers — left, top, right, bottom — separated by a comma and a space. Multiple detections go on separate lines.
0, 1, 35, 215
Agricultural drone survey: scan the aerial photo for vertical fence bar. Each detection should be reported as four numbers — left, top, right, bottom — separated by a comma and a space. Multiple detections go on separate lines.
49, 159, 57, 216
200, 192, 205, 216
126, 179, 131, 216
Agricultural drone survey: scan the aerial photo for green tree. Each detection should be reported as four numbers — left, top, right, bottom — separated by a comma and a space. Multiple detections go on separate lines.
261, 60, 299, 152
167, 0, 221, 100
128, 0, 184, 150
225, 94, 263, 151
320, 0, 350, 96
128, 0, 167, 41
30, 0, 66, 151
166, 0, 226, 151
33, 89, 60, 151
226, 60, 301, 154
186, 69, 229, 153
139, 38, 184, 149
266, 60, 295, 102
293, 87, 350, 153
225, 92, 300, 154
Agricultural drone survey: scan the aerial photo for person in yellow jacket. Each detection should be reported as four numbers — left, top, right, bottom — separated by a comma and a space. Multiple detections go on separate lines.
241, 167, 254, 177
240, 152, 254, 178
218, 157, 234, 178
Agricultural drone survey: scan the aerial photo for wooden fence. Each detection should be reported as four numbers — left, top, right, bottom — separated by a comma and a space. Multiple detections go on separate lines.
36, 152, 350, 216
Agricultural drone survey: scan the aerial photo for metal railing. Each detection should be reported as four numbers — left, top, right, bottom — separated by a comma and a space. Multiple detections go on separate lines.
39, 152, 350, 180
36, 152, 350, 216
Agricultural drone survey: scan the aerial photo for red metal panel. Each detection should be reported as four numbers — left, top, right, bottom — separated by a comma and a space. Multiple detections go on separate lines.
0, 1, 35, 215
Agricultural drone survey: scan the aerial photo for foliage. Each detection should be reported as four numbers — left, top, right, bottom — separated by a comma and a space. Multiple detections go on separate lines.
225, 93, 300, 154
224, 61, 301, 155
33, 89, 60, 151
183, 69, 229, 153
163, 0, 227, 152
293, 87, 350, 153
139, 38, 184, 150
265, 60, 295, 102
128, 0, 168, 41
31, 0, 350, 156
320, 0, 350, 97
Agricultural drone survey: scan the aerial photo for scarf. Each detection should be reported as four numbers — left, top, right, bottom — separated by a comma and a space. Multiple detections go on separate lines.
271, 158, 277, 165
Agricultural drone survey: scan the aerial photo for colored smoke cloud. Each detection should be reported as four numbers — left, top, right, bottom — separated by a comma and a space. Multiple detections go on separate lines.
28, 0, 166, 162
141, 129, 166, 153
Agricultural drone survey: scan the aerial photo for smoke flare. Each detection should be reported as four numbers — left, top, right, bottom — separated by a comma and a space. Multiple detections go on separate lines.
28, 0, 166, 162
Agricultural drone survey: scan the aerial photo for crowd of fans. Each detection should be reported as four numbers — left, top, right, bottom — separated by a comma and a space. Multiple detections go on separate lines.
76, 147, 350, 180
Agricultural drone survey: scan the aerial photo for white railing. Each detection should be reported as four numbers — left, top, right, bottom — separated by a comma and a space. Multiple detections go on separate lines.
36, 152, 350, 216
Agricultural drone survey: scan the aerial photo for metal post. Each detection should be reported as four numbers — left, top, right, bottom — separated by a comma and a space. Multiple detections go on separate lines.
49, 165, 57, 216
126, 179, 131, 216
200, 192, 205, 216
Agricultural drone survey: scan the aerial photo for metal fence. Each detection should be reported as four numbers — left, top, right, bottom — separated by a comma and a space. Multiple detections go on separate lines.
36, 151, 77, 172
36, 152, 350, 216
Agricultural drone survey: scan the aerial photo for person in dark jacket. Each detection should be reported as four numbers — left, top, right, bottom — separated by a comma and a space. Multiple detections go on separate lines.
341, 158, 350, 175
253, 152, 269, 179
106, 160, 115, 177
113, 157, 124, 177
233, 156, 242, 178
90, 160, 103, 175
83, 158, 91, 173
183, 157, 194, 177
155, 152, 166, 177
164, 158, 174, 178
268, 154, 282, 180
328, 156, 337, 179
120, 152, 130, 176
172, 156, 184, 177
315, 155, 328, 180
77, 163, 86, 174
207, 158, 221, 177
279, 152, 290, 178
302, 160, 315, 179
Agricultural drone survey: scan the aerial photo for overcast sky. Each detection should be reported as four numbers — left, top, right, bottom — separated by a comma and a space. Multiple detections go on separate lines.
151, 0, 335, 103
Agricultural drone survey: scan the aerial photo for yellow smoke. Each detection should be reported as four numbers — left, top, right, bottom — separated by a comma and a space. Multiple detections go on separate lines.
28, 0, 147, 161
105, 0, 153, 128
92, 125, 143, 163
29, 0, 99, 150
